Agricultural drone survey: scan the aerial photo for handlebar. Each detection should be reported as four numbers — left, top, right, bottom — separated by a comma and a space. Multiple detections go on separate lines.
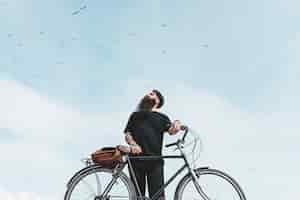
165, 125, 189, 148
180, 125, 188, 131
165, 141, 179, 148
181, 125, 189, 142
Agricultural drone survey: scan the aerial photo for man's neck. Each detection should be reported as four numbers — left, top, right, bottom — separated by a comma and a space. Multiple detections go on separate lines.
151, 108, 160, 112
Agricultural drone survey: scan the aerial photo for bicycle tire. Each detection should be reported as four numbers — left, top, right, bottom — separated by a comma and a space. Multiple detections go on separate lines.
174, 168, 246, 200
64, 165, 136, 200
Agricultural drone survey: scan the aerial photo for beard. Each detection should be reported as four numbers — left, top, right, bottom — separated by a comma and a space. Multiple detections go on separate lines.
137, 95, 156, 111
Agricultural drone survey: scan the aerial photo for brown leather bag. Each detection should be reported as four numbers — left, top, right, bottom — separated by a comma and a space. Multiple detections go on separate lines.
91, 147, 122, 168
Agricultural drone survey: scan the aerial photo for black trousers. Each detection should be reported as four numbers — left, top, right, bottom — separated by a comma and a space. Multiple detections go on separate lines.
129, 161, 165, 199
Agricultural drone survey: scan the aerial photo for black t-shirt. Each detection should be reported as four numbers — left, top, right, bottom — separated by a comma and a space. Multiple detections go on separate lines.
124, 111, 172, 157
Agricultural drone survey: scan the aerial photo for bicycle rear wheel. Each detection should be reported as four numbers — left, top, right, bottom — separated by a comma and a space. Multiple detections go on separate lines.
174, 168, 246, 200
64, 166, 136, 200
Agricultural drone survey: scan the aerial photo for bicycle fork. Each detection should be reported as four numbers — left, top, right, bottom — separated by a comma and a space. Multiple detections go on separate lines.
180, 147, 211, 200
189, 169, 210, 200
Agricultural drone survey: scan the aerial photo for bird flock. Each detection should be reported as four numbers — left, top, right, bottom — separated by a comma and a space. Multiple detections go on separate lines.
3, 0, 208, 66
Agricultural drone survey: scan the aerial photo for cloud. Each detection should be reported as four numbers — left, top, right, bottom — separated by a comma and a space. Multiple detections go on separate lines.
0, 79, 130, 195
1, 78, 299, 200
281, 0, 300, 17
1, 0, 298, 199
0, 79, 128, 144
279, 31, 300, 106
122, 80, 300, 200
0, 186, 56, 200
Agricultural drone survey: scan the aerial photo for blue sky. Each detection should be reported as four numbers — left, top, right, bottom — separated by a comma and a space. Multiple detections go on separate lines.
1, 0, 296, 111
0, 0, 299, 199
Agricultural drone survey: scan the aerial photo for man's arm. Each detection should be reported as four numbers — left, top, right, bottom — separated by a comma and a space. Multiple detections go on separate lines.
124, 132, 142, 154
124, 132, 138, 146
167, 120, 182, 135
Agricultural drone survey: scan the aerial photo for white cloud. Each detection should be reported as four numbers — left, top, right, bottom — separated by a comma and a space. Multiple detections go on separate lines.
0, 79, 78, 138
1, 0, 298, 199
281, 0, 300, 17
0, 79, 129, 195
0, 79, 128, 144
0, 186, 57, 200
122, 80, 299, 200
1, 78, 299, 200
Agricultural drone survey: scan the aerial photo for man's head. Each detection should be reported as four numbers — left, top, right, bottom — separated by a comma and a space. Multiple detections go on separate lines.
137, 89, 165, 111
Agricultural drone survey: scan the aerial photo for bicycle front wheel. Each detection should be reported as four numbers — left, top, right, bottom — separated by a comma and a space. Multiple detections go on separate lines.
174, 168, 246, 200
64, 166, 136, 200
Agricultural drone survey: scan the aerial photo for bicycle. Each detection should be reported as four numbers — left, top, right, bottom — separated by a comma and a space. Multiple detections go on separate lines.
64, 126, 247, 200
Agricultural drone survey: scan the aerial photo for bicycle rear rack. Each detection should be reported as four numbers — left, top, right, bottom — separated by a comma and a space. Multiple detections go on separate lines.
80, 157, 93, 166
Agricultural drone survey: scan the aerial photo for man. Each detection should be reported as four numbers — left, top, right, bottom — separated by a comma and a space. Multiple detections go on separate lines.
124, 89, 182, 200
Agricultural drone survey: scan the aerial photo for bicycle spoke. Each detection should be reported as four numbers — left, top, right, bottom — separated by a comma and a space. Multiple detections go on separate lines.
81, 179, 96, 196
186, 176, 238, 200
69, 190, 95, 200
82, 193, 95, 200
95, 172, 102, 195
175, 169, 245, 200
108, 195, 130, 199
65, 167, 136, 200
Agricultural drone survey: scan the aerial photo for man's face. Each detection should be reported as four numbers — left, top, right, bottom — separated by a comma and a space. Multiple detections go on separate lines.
146, 90, 160, 108
137, 90, 161, 111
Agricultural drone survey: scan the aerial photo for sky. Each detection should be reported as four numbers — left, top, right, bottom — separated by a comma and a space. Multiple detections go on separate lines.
0, 0, 299, 199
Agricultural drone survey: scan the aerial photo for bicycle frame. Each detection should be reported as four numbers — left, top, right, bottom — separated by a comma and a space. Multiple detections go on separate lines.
99, 127, 210, 200
65, 126, 246, 200
104, 144, 209, 200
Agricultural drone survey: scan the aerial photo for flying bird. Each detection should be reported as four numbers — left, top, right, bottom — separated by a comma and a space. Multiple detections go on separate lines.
128, 32, 136, 37
72, 4, 87, 15
55, 61, 65, 65
17, 42, 23, 47
80, 5, 87, 10
72, 10, 80, 15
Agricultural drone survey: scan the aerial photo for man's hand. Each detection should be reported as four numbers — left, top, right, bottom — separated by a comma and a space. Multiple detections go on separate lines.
124, 132, 142, 154
130, 144, 142, 154
168, 120, 182, 135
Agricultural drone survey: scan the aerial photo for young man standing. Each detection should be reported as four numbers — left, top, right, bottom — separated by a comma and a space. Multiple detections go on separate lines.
124, 89, 182, 200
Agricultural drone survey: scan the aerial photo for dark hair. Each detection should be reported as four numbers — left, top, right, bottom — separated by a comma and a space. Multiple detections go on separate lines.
152, 89, 164, 108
